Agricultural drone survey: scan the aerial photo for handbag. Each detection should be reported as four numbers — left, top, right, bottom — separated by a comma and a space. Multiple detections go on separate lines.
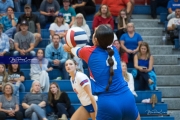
47, 113, 58, 120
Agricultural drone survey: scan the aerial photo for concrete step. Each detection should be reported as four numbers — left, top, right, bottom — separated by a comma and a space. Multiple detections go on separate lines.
153, 55, 180, 65
157, 87, 180, 98
157, 75, 180, 86
142, 36, 162, 45
154, 65, 180, 75
136, 27, 163, 36
168, 110, 180, 120
150, 45, 174, 55
132, 19, 163, 27
162, 98, 180, 110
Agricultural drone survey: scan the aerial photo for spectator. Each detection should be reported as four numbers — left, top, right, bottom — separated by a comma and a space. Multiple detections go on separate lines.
0, 83, 23, 120
71, 0, 96, 19
0, 0, 14, 16
0, 7, 17, 39
48, 82, 75, 119
30, 49, 53, 92
121, 61, 137, 97
22, 80, 48, 120
120, 22, 143, 64
167, 0, 180, 20
39, 0, 60, 28
8, 64, 25, 93
14, 20, 36, 56
49, 12, 69, 43
0, 64, 8, 92
60, 0, 76, 27
133, 42, 156, 90
167, 8, 180, 45
113, 40, 128, 64
45, 34, 68, 79
0, 24, 10, 56
17, 4, 42, 47
150, 0, 169, 19
129, 0, 134, 18
14, 0, 31, 12
116, 9, 129, 39
102, 0, 132, 17
92, 4, 114, 30
72, 13, 91, 42
32, 0, 43, 11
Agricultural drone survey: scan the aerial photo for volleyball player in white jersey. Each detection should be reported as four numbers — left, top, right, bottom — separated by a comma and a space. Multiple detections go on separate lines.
65, 59, 97, 120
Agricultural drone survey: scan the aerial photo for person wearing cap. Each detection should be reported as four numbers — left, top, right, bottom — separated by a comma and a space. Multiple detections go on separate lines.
13, 0, 31, 12
49, 12, 69, 43
17, 4, 42, 47
0, 7, 17, 39
39, 0, 60, 28
71, 0, 96, 19
13, 20, 36, 57
0, 24, 10, 56
60, 0, 76, 27
0, 0, 14, 16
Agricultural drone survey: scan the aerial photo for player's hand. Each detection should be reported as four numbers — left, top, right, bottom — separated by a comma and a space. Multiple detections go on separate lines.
63, 44, 71, 53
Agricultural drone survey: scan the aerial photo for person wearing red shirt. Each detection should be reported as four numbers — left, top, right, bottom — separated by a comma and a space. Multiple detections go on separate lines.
92, 4, 114, 30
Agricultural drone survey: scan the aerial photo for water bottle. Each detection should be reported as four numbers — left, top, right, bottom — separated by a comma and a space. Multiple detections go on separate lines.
162, 35, 166, 45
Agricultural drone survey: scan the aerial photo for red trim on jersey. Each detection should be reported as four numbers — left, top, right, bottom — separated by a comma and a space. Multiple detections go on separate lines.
70, 30, 76, 47
80, 79, 88, 86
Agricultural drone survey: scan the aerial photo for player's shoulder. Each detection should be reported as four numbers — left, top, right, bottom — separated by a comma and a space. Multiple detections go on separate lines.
76, 71, 89, 80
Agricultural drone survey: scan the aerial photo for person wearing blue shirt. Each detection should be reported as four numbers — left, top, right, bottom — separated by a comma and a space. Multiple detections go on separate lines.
0, 0, 14, 16
60, 0, 76, 27
0, 7, 17, 39
167, 0, 180, 20
64, 25, 141, 120
45, 34, 69, 79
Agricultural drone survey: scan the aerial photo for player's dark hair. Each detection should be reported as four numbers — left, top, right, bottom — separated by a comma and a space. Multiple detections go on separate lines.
94, 24, 114, 91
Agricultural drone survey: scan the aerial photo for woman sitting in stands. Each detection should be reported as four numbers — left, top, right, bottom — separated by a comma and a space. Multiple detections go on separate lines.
0, 64, 8, 92
30, 49, 53, 92
92, 4, 114, 30
121, 61, 137, 97
133, 42, 156, 90
0, 83, 23, 120
22, 80, 48, 120
48, 82, 75, 120
113, 40, 128, 64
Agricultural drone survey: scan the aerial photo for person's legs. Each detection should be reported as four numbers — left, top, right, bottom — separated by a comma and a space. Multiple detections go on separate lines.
28, 51, 36, 56
176, 25, 180, 47
4, 27, 16, 38
129, 0, 135, 18
31, 112, 39, 120
150, 0, 157, 18
39, 14, 47, 28
116, 29, 125, 40
25, 0, 31, 6
0, 111, 6, 120
71, 106, 90, 120
19, 82, 25, 92
4, 52, 10, 56
14, 0, 21, 12
15, 111, 23, 120
34, 33, 42, 47
83, 6, 96, 16
56, 103, 69, 118
67, 105, 75, 118
39, 71, 50, 92
59, 62, 69, 79
75, 7, 86, 18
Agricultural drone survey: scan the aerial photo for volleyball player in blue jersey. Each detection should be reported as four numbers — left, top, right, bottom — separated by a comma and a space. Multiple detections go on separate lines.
64, 24, 140, 120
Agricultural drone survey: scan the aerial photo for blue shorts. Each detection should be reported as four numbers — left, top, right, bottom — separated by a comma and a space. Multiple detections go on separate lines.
84, 104, 94, 113
96, 89, 139, 120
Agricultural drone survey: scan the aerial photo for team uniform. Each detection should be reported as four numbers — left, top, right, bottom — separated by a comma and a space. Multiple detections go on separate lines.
71, 46, 139, 120
70, 71, 94, 113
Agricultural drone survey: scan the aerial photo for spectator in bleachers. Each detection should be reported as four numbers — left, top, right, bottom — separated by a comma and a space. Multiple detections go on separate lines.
45, 34, 69, 79
113, 40, 128, 64
8, 64, 25, 93
0, 64, 8, 92
0, 7, 17, 39
121, 61, 137, 97
49, 12, 69, 43
0, 24, 10, 56
48, 82, 75, 119
133, 42, 156, 90
14, 20, 36, 56
92, 4, 114, 30
150, 0, 169, 19
39, 0, 60, 28
102, 0, 132, 17
60, 0, 76, 27
32, 0, 43, 11
0, 0, 14, 16
167, 8, 180, 45
71, 0, 96, 19
129, 0, 134, 18
17, 4, 42, 47
14, 0, 31, 12
116, 9, 129, 39
0, 83, 23, 120
22, 80, 48, 120
120, 22, 143, 64
167, 0, 180, 20
30, 49, 53, 92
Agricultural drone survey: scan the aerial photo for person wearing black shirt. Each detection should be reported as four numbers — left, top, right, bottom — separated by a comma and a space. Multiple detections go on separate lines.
48, 82, 75, 120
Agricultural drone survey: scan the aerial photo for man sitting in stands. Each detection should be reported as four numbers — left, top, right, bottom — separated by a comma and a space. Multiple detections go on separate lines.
17, 4, 42, 47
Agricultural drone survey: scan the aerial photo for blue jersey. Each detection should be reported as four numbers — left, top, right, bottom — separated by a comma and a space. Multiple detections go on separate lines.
72, 46, 129, 95
167, 0, 180, 11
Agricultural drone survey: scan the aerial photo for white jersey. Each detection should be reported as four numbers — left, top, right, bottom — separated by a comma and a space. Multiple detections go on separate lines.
70, 71, 91, 106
